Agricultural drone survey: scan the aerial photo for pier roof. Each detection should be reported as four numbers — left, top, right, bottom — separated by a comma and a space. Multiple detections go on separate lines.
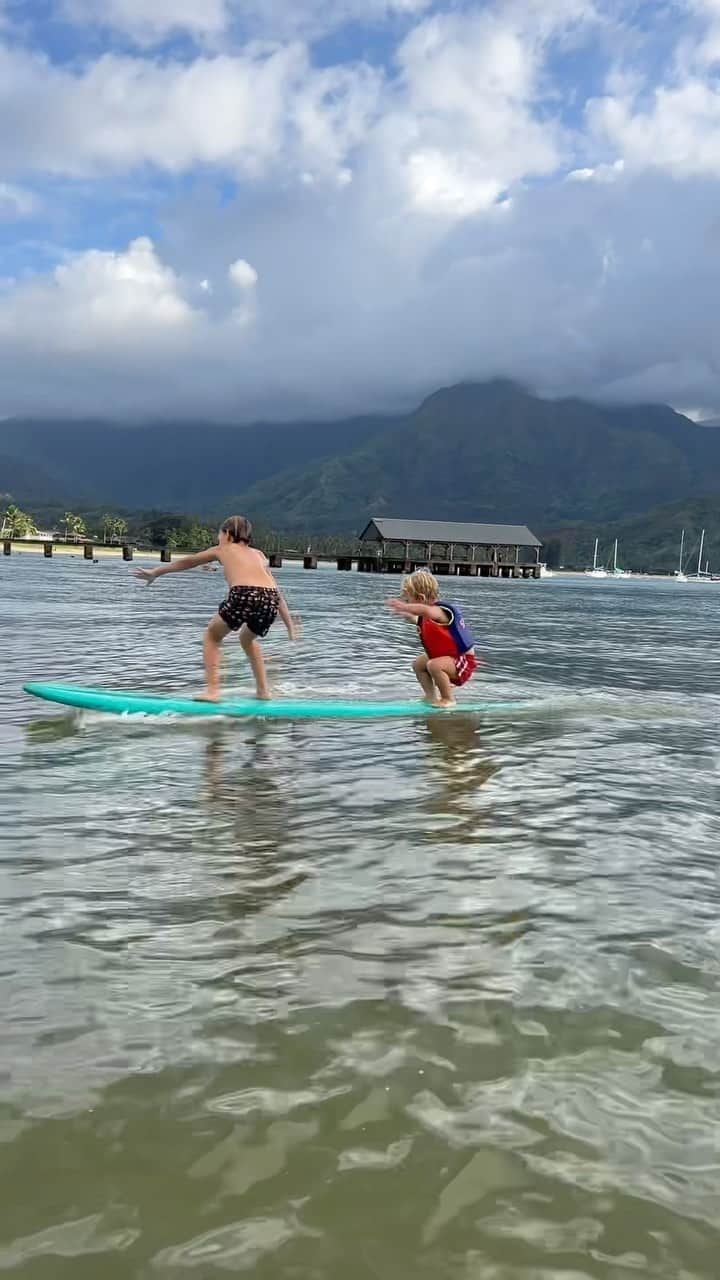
359, 518, 541, 547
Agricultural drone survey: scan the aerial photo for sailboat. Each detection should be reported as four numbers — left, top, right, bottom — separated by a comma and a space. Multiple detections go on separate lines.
674, 529, 688, 582
610, 538, 631, 577
584, 537, 607, 577
689, 529, 717, 581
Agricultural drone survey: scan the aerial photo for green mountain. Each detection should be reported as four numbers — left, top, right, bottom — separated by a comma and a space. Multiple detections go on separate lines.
0, 455, 60, 503
231, 381, 720, 531
0, 414, 389, 510
3, 380, 720, 534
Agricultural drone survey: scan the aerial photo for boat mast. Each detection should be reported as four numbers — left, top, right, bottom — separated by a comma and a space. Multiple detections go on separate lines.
679, 529, 685, 574
697, 529, 705, 577
593, 537, 599, 570
613, 539, 618, 572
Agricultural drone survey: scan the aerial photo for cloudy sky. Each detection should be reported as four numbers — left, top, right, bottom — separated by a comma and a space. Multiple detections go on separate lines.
1, 0, 719, 420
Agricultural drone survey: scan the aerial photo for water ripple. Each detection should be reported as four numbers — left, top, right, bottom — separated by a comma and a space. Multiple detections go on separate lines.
1, 564, 720, 1275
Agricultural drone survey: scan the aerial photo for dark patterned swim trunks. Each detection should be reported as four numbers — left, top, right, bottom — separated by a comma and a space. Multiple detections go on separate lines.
218, 586, 279, 636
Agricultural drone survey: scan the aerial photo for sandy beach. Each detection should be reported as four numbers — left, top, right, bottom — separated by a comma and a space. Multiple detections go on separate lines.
2, 541, 164, 560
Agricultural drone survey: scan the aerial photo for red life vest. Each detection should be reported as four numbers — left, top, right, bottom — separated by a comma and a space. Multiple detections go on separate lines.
419, 615, 458, 659
418, 603, 475, 660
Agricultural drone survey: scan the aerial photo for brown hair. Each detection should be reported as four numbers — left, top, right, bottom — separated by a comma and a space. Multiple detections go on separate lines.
220, 515, 252, 544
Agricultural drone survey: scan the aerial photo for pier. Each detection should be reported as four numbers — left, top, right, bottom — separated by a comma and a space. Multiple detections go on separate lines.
355, 518, 543, 579
2, 516, 545, 578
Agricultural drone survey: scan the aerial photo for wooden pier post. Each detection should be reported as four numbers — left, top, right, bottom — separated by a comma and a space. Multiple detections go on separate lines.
336, 556, 352, 571
43, 541, 53, 558
269, 553, 282, 569
303, 555, 318, 570
84, 543, 94, 560
3, 540, 10, 556
160, 548, 172, 563
532, 565, 541, 579
122, 545, 133, 562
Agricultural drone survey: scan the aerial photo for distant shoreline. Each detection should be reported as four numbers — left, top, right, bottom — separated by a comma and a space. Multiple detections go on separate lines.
551, 569, 683, 582
1, 542, 687, 580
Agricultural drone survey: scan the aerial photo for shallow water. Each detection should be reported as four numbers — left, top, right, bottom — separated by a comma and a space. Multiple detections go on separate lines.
1, 556, 719, 1278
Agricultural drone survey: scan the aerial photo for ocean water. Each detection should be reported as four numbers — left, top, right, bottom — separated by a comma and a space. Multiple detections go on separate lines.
1, 555, 719, 1278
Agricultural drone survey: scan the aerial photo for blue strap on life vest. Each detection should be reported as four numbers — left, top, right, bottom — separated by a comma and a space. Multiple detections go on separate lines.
437, 601, 476, 653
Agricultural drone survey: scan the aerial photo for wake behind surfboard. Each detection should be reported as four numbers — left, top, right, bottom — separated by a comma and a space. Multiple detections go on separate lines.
24, 683, 522, 721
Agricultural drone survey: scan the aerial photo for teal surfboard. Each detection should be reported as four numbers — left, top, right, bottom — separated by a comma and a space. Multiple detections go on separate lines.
24, 682, 521, 720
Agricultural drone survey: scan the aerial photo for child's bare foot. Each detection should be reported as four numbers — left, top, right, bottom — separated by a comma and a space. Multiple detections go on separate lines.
435, 697, 456, 709
195, 691, 221, 703
255, 687, 271, 701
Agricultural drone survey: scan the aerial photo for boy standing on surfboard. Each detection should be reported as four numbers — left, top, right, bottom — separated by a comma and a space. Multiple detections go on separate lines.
387, 570, 478, 707
135, 515, 295, 702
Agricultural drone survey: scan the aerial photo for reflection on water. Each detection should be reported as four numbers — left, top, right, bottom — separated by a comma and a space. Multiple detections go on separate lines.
417, 716, 499, 854
1, 558, 720, 1277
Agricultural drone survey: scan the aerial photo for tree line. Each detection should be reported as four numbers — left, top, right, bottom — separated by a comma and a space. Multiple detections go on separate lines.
0, 502, 362, 554
1, 505, 130, 543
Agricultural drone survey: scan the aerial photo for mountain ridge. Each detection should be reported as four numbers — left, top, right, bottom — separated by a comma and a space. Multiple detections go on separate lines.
228, 381, 718, 530
3, 380, 720, 531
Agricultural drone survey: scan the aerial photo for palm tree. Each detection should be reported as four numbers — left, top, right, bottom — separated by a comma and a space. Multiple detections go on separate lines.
2, 504, 37, 538
63, 512, 87, 542
101, 514, 128, 544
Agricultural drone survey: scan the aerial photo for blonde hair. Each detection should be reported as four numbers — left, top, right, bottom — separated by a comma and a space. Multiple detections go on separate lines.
402, 570, 439, 602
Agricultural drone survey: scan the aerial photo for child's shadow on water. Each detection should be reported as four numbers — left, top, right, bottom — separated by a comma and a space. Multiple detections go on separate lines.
204, 728, 281, 813
416, 715, 500, 839
201, 728, 310, 910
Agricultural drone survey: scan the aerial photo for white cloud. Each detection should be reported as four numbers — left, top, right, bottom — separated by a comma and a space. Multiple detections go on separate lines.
0, 43, 381, 183
681, 0, 720, 66
2, 159, 720, 423
0, 237, 195, 354
380, 9, 586, 217
590, 79, 720, 177
228, 258, 258, 289
0, 182, 36, 218
1, 0, 720, 419
585, 0, 720, 178
59, 0, 431, 46
567, 159, 624, 182
0, 1, 593, 202
62, 0, 228, 45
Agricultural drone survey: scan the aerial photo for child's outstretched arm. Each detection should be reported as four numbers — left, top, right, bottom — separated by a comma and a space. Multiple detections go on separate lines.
135, 547, 219, 584
387, 598, 448, 623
